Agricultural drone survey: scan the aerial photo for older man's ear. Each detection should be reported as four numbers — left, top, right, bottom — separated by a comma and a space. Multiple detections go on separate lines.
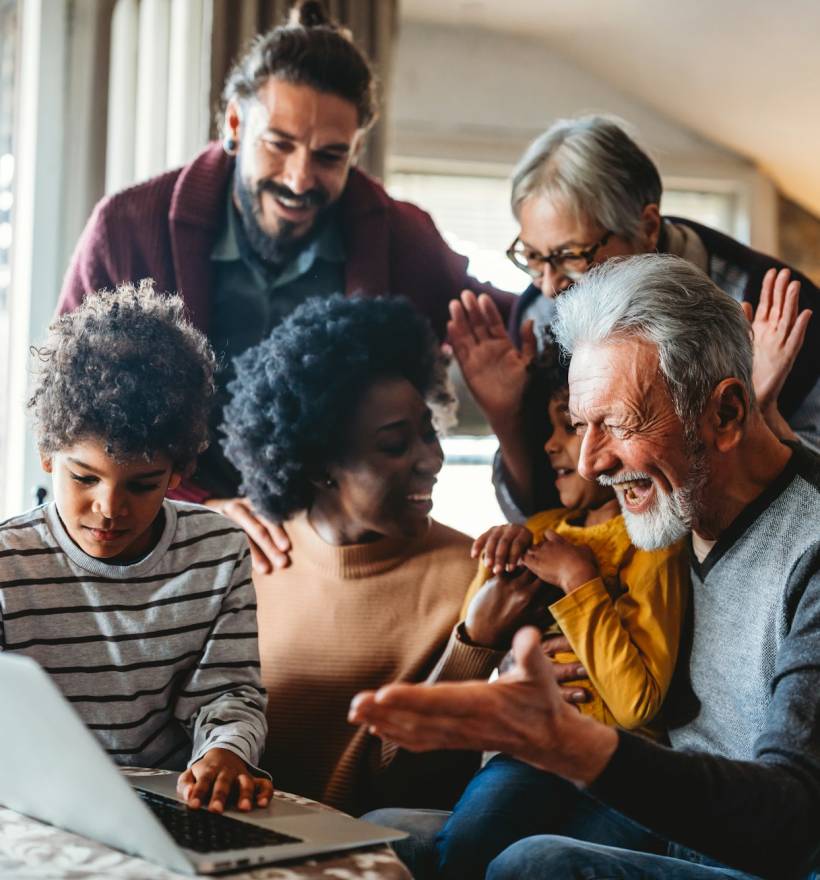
703, 378, 750, 453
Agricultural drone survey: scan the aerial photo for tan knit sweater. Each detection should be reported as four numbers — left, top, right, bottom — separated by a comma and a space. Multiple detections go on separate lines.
254, 515, 504, 815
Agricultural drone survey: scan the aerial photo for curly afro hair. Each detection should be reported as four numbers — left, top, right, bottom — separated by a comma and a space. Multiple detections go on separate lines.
29, 280, 216, 470
222, 294, 456, 522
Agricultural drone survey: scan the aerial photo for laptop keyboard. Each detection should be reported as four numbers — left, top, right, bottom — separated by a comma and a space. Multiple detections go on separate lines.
137, 790, 303, 854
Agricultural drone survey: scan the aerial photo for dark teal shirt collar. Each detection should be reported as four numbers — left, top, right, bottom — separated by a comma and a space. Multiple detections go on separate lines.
211, 178, 345, 290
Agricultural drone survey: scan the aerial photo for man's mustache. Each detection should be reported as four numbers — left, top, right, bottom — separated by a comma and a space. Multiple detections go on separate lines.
256, 180, 327, 209
597, 471, 653, 486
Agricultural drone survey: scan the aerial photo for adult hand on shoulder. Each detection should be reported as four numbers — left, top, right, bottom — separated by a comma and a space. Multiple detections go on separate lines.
207, 497, 291, 574
448, 289, 537, 426
464, 568, 547, 649
178, 747, 273, 813
349, 626, 617, 785
743, 267, 812, 441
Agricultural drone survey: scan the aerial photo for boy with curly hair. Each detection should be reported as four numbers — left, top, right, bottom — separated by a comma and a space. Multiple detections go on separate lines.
0, 281, 272, 814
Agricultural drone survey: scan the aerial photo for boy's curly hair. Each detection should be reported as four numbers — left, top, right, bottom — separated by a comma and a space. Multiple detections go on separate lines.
29, 280, 216, 470
222, 294, 455, 522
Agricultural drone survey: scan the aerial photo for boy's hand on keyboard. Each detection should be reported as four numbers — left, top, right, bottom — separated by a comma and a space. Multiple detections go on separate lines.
178, 747, 274, 813
472, 523, 533, 574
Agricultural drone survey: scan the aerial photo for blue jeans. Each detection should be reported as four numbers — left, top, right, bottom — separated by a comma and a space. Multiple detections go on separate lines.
485, 835, 763, 879
362, 755, 762, 880
434, 754, 665, 879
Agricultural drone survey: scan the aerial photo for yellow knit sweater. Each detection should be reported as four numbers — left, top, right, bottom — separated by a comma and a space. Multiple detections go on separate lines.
461, 508, 688, 732
255, 515, 505, 815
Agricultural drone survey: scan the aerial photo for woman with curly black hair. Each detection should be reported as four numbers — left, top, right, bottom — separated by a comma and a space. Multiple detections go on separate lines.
222, 295, 532, 815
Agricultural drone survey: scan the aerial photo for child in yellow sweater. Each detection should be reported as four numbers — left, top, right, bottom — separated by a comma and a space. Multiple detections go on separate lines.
435, 338, 689, 879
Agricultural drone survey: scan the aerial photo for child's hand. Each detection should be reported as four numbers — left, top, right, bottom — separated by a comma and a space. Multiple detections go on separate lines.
472, 523, 533, 575
464, 568, 548, 649
177, 747, 273, 813
523, 531, 599, 594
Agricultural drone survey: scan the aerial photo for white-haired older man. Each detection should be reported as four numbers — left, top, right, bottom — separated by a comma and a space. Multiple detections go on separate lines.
351, 255, 820, 880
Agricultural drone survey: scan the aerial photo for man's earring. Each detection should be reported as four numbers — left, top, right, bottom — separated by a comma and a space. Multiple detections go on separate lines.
223, 135, 238, 154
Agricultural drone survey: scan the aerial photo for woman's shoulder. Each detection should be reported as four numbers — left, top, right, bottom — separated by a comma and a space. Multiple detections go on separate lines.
419, 519, 482, 599
416, 519, 478, 579
425, 518, 474, 554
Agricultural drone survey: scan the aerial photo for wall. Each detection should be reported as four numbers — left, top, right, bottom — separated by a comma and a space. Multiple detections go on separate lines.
388, 21, 778, 253
779, 195, 820, 285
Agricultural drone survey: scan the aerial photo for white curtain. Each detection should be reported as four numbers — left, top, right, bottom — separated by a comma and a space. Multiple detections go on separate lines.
106, 0, 212, 194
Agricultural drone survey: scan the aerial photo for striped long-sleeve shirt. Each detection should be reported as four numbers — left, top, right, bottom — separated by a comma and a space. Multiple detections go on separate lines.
0, 500, 267, 772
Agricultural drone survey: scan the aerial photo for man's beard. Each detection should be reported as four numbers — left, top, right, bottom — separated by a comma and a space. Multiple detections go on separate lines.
598, 444, 709, 551
233, 170, 330, 267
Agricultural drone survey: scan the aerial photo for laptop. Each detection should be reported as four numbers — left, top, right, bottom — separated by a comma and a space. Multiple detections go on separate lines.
0, 652, 406, 875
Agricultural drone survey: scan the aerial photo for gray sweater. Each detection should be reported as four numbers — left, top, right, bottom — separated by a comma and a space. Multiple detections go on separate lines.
0, 501, 267, 773
591, 444, 820, 880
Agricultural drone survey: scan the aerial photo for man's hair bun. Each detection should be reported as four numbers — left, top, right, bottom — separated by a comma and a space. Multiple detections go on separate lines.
223, 0, 377, 130
288, 0, 330, 28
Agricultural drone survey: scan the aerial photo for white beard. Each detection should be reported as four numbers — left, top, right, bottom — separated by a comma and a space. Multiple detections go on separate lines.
601, 457, 709, 551
619, 486, 691, 550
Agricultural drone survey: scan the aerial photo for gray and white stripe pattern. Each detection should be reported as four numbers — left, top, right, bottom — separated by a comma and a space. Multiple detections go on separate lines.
0, 501, 267, 772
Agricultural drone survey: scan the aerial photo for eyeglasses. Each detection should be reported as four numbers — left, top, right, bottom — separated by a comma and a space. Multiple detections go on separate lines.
506, 230, 614, 280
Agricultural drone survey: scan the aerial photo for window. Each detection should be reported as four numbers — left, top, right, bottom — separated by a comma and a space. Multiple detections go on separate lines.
388, 168, 520, 535
0, 0, 17, 512
662, 188, 740, 240
388, 169, 522, 291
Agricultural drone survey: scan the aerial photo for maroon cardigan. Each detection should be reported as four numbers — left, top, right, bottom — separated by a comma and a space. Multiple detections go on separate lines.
58, 144, 514, 500
59, 142, 513, 340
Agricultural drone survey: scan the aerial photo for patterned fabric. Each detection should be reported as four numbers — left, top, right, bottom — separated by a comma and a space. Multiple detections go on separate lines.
0, 787, 411, 879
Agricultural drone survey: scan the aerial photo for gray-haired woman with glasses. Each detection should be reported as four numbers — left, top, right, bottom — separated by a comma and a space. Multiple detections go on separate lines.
450, 114, 818, 522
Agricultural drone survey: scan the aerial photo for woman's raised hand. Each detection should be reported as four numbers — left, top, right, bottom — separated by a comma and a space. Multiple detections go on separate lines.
448, 290, 537, 427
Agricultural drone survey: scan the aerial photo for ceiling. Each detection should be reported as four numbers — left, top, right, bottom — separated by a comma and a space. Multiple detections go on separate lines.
401, 0, 820, 217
